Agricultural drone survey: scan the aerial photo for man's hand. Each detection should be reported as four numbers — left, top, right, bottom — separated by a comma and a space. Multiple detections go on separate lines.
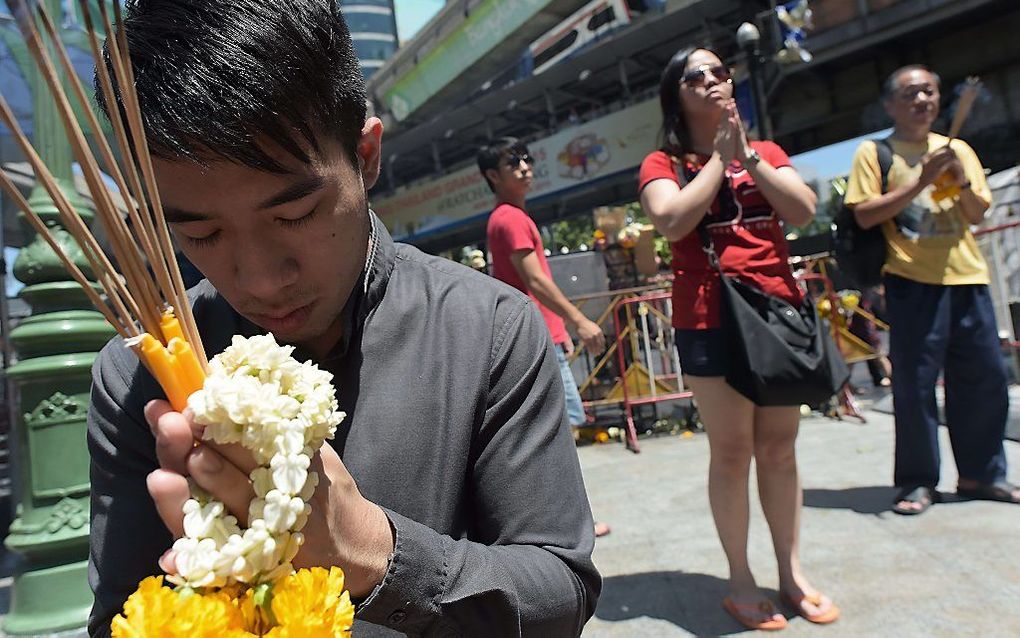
945, 156, 967, 187
574, 317, 606, 353
918, 146, 958, 187
144, 399, 394, 598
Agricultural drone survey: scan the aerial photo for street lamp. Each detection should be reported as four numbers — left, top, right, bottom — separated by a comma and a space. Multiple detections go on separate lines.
736, 21, 771, 140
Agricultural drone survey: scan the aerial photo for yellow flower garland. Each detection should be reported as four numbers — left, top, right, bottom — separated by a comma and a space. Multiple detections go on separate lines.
111, 576, 247, 637
113, 336, 354, 636
112, 568, 354, 637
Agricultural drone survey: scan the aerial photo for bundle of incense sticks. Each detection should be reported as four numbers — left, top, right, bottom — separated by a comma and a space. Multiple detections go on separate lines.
947, 76, 981, 140
0, 0, 206, 410
932, 75, 981, 202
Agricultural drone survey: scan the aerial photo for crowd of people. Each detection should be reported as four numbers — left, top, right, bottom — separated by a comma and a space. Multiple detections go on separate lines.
472, 47, 1019, 632
81, 1, 1017, 636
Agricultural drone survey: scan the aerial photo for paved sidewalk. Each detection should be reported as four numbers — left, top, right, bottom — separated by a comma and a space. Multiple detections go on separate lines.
580, 411, 1020, 637
2, 410, 1016, 636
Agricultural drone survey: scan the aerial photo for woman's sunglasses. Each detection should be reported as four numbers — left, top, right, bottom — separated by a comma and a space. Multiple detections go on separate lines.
681, 64, 732, 87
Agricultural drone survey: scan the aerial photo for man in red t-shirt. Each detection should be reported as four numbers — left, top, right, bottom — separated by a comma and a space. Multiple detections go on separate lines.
478, 139, 605, 358
478, 138, 609, 536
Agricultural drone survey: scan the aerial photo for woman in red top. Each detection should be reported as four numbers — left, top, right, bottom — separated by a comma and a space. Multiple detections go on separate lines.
639, 47, 839, 630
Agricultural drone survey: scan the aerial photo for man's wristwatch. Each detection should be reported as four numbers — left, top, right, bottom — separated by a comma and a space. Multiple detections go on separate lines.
744, 148, 762, 168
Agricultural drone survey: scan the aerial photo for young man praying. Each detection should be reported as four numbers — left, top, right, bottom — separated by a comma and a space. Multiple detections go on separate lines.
86, 2, 600, 635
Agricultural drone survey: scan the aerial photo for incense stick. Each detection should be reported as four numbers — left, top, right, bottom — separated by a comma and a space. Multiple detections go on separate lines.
10, 1, 158, 331
0, 169, 129, 335
23, 1, 164, 333
0, 0, 213, 391
80, 0, 174, 306
95, 0, 186, 319
0, 87, 144, 331
109, 2, 207, 367
36, 0, 163, 319
947, 76, 980, 140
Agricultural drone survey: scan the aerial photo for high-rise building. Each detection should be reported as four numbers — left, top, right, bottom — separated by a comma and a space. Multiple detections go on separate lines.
340, 0, 399, 79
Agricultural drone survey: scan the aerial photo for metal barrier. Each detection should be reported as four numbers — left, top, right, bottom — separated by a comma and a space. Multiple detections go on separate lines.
975, 219, 1020, 349
792, 255, 879, 422
565, 219, 1020, 449
565, 257, 882, 444
973, 219, 1020, 386
568, 282, 691, 453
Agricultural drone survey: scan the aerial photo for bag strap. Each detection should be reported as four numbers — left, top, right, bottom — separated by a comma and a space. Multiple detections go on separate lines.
874, 137, 894, 194
697, 225, 722, 272
874, 137, 906, 233
672, 154, 723, 273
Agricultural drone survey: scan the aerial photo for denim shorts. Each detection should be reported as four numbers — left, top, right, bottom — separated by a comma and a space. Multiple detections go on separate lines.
675, 328, 727, 377
554, 345, 587, 426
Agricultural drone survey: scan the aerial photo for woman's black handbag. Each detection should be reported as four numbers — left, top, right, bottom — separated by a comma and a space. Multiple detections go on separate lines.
699, 228, 850, 407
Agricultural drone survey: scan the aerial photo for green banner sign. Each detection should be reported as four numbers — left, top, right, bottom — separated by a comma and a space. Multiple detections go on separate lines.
383, 0, 555, 121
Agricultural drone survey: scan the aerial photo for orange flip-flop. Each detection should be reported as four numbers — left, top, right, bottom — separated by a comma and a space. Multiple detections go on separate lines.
722, 597, 787, 631
780, 591, 841, 624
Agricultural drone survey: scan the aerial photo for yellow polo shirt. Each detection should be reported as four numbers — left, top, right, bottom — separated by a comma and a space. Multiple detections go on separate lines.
844, 133, 992, 285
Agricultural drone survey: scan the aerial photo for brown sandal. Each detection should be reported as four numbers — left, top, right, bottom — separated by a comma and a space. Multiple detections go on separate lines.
722, 596, 787, 631
780, 591, 840, 624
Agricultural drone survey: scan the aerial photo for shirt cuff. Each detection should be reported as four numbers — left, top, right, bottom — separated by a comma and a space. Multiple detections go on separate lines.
355, 506, 449, 634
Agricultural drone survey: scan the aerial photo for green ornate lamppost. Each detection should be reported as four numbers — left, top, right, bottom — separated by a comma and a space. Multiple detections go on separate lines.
2, 0, 116, 633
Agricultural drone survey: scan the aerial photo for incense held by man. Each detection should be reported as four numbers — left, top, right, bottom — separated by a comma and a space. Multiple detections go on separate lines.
85, 1, 601, 636
1, 0, 209, 405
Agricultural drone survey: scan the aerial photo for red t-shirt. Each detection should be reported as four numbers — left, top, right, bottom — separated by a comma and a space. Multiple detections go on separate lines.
638, 141, 802, 329
486, 203, 570, 344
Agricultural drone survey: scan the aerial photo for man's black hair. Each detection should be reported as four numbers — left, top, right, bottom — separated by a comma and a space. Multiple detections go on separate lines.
97, 0, 367, 173
882, 64, 941, 99
477, 137, 529, 193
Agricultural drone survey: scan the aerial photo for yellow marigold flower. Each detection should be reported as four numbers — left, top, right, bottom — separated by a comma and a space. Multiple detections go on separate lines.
264, 567, 355, 637
237, 588, 273, 636
111, 576, 178, 637
111, 576, 251, 638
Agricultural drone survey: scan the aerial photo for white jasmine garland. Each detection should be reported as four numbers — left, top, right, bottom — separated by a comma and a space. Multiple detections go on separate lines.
167, 334, 345, 588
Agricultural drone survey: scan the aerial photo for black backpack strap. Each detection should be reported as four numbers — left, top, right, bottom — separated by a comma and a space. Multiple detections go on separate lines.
874, 137, 894, 194
874, 137, 904, 234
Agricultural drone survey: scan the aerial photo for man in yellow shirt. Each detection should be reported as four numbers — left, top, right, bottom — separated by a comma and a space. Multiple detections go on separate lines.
845, 64, 1019, 515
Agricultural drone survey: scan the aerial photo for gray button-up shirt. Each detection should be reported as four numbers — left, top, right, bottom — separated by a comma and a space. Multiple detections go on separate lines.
87, 219, 600, 636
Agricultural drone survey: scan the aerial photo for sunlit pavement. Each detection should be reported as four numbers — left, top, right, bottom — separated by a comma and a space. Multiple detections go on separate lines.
580, 408, 1020, 637
1, 405, 1017, 637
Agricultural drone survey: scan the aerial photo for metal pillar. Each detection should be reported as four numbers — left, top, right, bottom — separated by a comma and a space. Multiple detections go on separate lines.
617, 59, 631, 100
543, 89, 557, 131
2, 1, 116, 633
431, 140, 442, 174
737, 22, 772, 140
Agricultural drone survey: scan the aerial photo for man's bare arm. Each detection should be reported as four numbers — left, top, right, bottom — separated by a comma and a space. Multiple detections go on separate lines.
510, 250, 605, 352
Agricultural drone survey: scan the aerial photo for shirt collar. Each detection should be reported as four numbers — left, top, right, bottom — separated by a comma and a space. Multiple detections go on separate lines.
236, 209, 396, 363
